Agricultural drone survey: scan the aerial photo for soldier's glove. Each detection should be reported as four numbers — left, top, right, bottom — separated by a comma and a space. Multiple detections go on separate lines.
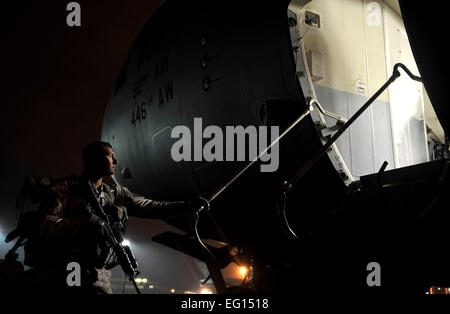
79, 203, 110, 241
103, 204, 128, 223
185, 196, 210, 214
84, 212, 110, 241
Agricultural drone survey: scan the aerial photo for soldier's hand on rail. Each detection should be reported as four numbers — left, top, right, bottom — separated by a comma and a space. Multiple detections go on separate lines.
185, 196, 210, 214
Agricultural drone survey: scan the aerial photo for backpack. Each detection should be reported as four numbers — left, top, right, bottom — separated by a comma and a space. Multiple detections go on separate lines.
4, 177, 53, 267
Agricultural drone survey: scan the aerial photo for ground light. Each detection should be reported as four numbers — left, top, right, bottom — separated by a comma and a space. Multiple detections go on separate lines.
239, 266, 248, 278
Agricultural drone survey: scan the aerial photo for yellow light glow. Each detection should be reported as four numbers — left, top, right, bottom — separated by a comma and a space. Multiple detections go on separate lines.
135, 278, 148, 284
200, 288, 213, 294
170, 289, 176, 293
239, 266, 248, 277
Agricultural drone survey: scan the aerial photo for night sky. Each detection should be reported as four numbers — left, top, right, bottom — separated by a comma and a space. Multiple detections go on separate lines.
0, 0, 208, 293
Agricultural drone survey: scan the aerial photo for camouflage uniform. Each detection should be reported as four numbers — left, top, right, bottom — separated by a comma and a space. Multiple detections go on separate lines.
34, 175, 189, 294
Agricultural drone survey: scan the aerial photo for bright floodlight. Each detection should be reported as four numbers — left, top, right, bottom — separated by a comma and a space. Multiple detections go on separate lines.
121, 239, 130, 246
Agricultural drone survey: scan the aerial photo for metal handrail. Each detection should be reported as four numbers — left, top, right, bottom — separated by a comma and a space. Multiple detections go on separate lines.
281, 63, 422, 192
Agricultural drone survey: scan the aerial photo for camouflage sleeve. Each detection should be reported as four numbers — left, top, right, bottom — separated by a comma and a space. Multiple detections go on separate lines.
114, 185, 190, 219
39, 179, 85, 240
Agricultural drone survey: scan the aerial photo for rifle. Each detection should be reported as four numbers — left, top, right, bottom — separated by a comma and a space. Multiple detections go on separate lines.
86, 181, 142, 294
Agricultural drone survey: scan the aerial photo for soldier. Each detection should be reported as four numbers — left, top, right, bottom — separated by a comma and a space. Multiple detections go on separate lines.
29, 141, 201, 294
